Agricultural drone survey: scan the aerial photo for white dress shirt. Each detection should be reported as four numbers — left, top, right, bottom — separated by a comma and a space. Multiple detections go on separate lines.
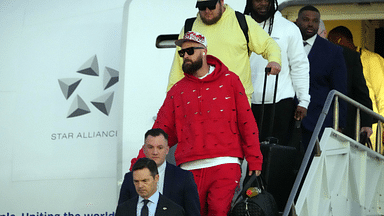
304, 34, 317, 56
157, 162, 166, 194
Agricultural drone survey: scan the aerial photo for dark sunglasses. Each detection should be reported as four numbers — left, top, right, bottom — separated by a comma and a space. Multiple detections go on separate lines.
178, 47, 205, 57
198, 4, 216, 11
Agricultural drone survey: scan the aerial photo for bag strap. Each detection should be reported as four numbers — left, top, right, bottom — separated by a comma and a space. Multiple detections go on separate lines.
184, 17, 196, 34
231, 174, 255, 207
235, 11, 249, 53
232, 173, 265, 207
242, 174, 258, 195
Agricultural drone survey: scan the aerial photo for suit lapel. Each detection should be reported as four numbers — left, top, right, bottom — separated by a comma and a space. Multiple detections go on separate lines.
155, 194, 168, 216
130, 197, 139, 216
162, 163, 172, 197
308, 35, 319, 60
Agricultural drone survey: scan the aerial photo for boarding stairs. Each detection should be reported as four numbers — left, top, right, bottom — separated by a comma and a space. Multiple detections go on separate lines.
284, 90, 384, 216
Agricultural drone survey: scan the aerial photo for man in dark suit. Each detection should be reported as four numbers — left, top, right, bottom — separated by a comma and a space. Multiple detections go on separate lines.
296, 5, 348, 149
118, 129, 200, 216
116, 158, 185, 216
327, 26, 373, 140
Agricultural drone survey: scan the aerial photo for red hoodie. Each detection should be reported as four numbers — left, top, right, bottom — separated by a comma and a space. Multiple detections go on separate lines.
133, 55, 263, 171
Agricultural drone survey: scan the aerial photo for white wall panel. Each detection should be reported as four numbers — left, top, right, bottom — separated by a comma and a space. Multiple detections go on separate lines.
0, 0, 125, 214
0, 0, 288, 214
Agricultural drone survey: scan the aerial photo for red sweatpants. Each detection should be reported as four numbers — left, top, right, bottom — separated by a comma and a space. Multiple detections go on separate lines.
190, 163, 241, 216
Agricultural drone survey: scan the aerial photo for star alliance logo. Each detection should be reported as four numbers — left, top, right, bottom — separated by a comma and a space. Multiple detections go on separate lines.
58, 55, 119, 118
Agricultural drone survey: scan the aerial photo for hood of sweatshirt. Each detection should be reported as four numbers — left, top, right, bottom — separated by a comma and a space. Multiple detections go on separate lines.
183, 55, 229, 83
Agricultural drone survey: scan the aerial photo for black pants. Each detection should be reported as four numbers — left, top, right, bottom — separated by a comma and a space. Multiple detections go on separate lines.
251, 98, 295, 146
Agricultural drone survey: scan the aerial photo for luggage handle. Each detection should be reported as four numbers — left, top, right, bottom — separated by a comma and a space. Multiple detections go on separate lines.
259, 67, 279, 141
359, 131, 373, 149
242, 173, 266, 195
232, 173, 266, 207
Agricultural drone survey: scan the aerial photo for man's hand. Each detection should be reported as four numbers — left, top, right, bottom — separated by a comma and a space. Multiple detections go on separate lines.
266, 61, 281, 75
248, 170, 261, 176
361, 127, 373, 138
294, 106, 307, 121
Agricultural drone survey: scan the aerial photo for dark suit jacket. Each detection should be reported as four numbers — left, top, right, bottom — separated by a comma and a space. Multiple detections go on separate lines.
302, 36, 348, 132
118, 162, 200, 216
340, 45, 373, 138
116, 194, 185, 216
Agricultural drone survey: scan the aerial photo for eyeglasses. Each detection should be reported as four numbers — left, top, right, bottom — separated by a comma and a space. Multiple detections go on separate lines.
198, 4, 216, 11
178, 47, 205, 57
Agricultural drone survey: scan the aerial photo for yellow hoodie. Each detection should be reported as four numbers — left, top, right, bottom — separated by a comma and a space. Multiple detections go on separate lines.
360, 48, 384, 153
168, 5, 281, 100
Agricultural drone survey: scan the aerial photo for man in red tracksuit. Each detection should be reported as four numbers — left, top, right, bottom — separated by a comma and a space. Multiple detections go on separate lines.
133, 31, 263, 216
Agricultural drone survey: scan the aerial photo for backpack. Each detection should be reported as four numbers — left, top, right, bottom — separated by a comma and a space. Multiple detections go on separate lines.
183, 11, 249, 52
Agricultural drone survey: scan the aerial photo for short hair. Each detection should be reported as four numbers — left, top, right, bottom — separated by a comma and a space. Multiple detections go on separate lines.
328, 26, 354, 42
132, 158, 159, 178
144, 128, 168, 141
298, 5, 320, 17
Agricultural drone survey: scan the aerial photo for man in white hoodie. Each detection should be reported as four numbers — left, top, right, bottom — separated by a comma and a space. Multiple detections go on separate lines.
244, 0, 310, 146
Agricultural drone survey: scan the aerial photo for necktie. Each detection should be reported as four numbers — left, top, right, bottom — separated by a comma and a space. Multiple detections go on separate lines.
141, 200, 149, 216
303, 41, 311, 55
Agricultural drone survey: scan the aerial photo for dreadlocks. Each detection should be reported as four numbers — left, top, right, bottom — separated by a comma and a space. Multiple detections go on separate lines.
244, 0, 278, 35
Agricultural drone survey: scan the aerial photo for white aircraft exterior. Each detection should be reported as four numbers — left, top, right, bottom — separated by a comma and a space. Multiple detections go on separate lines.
0, 0, 245, 214
1, 0, 383, 215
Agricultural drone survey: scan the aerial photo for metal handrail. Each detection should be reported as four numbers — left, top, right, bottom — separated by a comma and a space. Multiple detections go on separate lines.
283, 90, 384, 216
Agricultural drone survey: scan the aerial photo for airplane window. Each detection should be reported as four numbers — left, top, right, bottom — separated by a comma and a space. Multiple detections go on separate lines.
156, 34, 178, 48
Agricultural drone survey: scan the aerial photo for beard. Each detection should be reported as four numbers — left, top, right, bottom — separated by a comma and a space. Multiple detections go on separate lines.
182, 56, 203, 75
252, 12, 270, 22
300, 26, 318, 41
251, 5, 273, 23
200, 7, 223, 25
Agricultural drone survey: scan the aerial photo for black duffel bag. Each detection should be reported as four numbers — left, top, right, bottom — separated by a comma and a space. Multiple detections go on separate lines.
229, 173, 279, 216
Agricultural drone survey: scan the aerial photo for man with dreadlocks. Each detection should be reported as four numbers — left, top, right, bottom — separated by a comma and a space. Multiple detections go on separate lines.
244, 0, 310, 146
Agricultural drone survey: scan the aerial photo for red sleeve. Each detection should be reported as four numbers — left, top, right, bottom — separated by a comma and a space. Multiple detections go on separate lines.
129, 148, 146, 171
232, 75, 263, 171
153, 89, 178, 147
129, 90, 178, 171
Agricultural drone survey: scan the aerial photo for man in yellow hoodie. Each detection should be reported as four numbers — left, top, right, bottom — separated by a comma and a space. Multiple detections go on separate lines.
328, 26, 384, 153
168, 0, 282, 101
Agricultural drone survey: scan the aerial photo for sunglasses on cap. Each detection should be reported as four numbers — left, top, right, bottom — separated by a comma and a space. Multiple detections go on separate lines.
178, 47, 205, 57
198, 4, 216, 11
197, 0, 219, 11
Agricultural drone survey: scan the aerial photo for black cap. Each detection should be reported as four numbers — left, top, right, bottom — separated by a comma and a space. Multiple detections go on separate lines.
196, 0, 219, 8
